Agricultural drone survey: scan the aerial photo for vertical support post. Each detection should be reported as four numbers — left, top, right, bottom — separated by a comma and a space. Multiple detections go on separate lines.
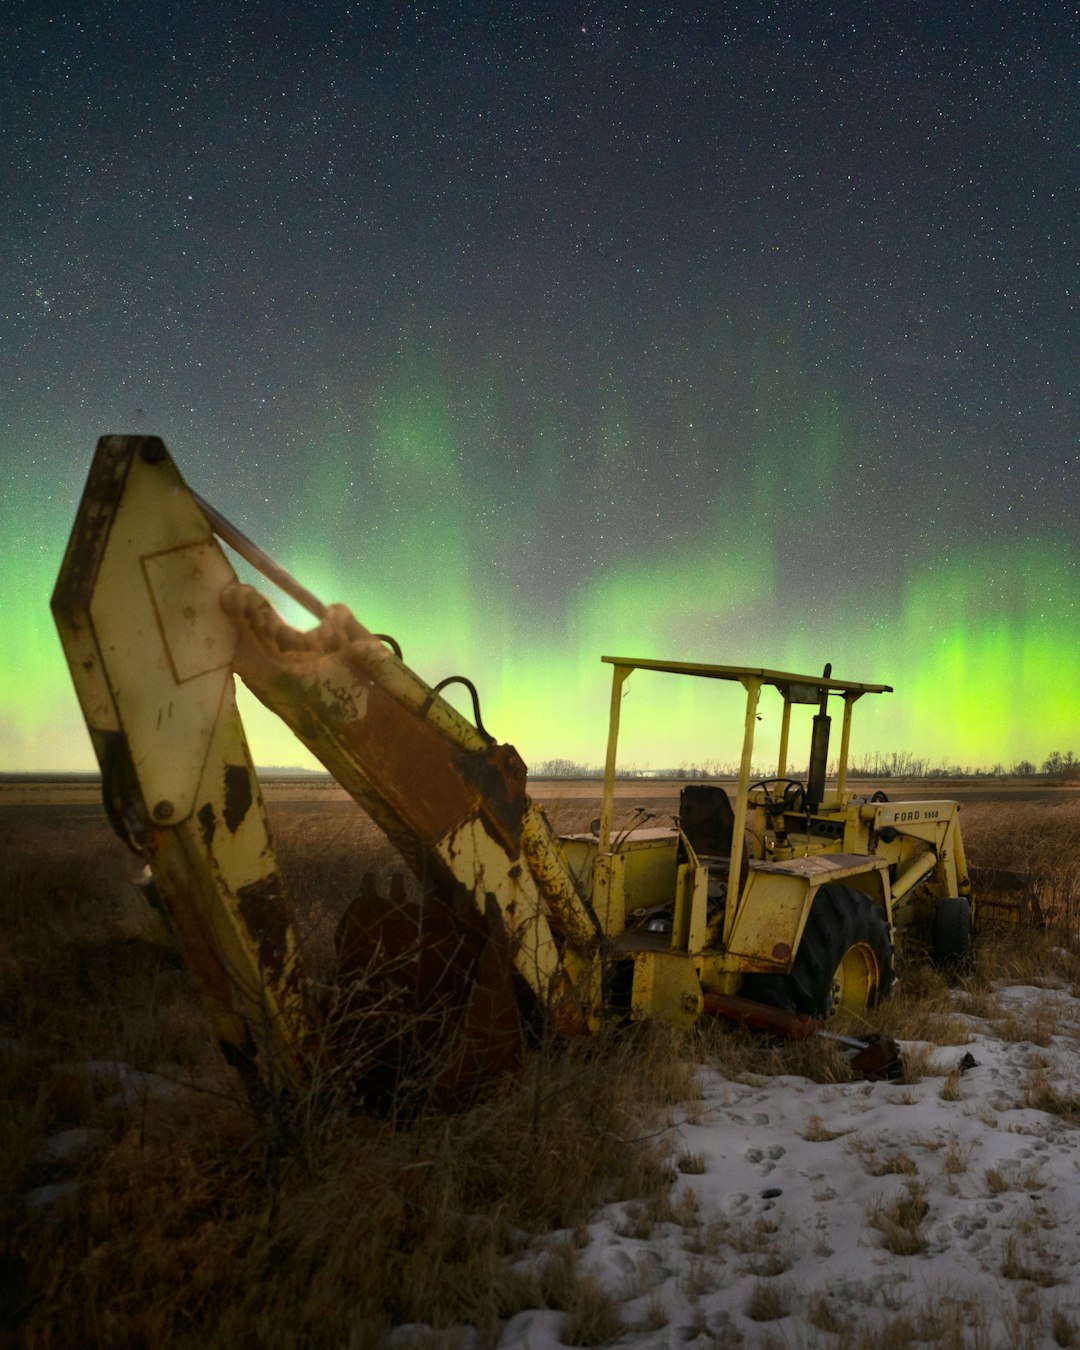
725, 676, 761, 942
595, 663, 631, 934
777, 697, 792, 778
949, 809, 971, 897
598, 664, 631, 854
836, 692, 858, 800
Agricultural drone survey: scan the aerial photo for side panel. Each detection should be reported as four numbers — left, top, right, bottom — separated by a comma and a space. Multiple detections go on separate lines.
621, 950, 703, 1027
618, 834, 681, 921
721, 854, 890, 973
724, 869, 812, 971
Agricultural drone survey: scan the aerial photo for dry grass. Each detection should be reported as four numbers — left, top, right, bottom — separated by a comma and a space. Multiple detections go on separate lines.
4, 791, 1079, 1345
693, 1014, 858, 1085
744, 1279, 791, 1322
1021, 1056, 1080, 1123
848, 1138, 919, 1176
1002, 1232, 1064, 1287
802, 1112, 851, 1141
865, 1179, 930, 1255
987, 1162, 1046, 1194
0, 806, 685, 1349
1053, 1308, 1080, 1346
807, 1295, 848, 1335
942, 1134, 970, 1176
991, 999, 1060, 1046
960, 799, 1080, 937
851, 960, 972, 1056
938, 1068, 964, 1101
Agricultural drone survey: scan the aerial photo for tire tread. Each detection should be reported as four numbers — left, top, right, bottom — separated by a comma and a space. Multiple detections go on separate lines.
745, 885, 894, 1018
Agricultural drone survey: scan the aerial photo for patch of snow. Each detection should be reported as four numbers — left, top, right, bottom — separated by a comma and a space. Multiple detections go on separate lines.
34, 1127, 106, 1166
488, 982, 1080, 1348
25, 1182, 81, 1214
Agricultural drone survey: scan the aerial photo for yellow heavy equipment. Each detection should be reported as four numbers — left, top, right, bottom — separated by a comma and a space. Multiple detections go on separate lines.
52, 436, 984, 1106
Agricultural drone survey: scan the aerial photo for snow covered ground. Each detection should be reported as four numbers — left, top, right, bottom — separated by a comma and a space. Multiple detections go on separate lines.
28, 974, 1080, 1347
481, 979, 1080, 1349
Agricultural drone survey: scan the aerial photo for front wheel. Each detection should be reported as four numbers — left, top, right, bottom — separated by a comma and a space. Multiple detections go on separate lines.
931, 896, 972, 972
747, 885, 894, 1018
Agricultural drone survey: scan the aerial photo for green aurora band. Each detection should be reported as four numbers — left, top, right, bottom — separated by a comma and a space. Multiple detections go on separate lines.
7, 383, 1079, 775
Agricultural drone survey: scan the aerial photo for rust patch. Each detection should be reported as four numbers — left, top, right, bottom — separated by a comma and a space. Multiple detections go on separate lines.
771, 941, 792, 961
197, 801, 216, 846
332, 874, 524, 1109
223, 764, 253, 832
227, 591, 524, 865
237, 874, 290, 982
52, 437, 141, 622
336, 680, 479, 841
455, 742, 528, 856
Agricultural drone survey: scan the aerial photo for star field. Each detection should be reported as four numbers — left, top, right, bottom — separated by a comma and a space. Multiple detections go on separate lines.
2, 2, 1077, 771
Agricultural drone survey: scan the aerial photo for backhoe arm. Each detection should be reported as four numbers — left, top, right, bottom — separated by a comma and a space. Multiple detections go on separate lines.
52, 437, 601, 1103
51, 437, 315, 1094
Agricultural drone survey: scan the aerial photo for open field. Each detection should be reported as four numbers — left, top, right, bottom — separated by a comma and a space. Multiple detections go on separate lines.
3, 773, 1079, 812
2, 790, 1080, 1346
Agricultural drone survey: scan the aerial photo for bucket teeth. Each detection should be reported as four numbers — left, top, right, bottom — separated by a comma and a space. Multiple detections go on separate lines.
332, 872, 524, 1111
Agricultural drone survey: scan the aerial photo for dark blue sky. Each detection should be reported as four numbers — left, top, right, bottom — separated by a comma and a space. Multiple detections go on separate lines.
4, 2, 1078, 769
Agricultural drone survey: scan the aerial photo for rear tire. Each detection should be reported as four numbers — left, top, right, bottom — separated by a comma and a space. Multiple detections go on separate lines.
747, 885, 894, 1018
931, 896, 972, 971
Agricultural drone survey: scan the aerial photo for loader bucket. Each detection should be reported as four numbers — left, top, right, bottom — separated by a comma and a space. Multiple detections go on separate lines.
331, 872, 524, 1111
969, 865, 1043, 929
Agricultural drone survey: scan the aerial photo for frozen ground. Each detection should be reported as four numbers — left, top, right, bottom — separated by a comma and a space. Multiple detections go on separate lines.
28, 979, 1080, 1347
420, 980, 1080, 1349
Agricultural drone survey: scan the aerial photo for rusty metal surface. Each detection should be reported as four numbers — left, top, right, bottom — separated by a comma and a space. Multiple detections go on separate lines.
52, 440, 320, 1099
333, 873, 524, 1110
969, 864, 1043, 927
236, 874, 293, 985
847, 1035, 904, 1082
223, 588, 495, 851
225, 582, 604, 1033
52, 436, 143, 622
519, 806, 602, 955
50, 437, 139, 736
703, 991, 820, 1039
454, 741, 528, 853
702, 993, 904, 1080
750, 852, 883, 878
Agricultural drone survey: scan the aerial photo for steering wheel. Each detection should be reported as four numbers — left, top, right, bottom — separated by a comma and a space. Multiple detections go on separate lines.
748, 778, 807, 815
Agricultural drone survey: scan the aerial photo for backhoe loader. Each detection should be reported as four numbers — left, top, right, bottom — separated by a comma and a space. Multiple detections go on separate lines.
52, 437, 989, 1107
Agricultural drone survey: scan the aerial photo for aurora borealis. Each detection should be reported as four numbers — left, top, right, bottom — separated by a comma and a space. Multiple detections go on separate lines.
3, 4, 1077, 774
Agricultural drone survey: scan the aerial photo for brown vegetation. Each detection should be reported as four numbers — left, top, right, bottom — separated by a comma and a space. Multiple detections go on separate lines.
0, 802, 693, 1347
1, 794, 1079, 1345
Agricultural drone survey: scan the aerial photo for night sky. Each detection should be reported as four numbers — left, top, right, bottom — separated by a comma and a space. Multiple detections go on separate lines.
4, 2, 1078, 774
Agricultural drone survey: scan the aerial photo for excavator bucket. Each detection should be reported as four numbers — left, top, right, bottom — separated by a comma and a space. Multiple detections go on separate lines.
969, 865, 1043, 929
331, 873, 525, 1111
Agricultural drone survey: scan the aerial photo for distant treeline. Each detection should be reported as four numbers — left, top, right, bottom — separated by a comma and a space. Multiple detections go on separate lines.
12, 753, 1077, 784
532, 751, 1080, 782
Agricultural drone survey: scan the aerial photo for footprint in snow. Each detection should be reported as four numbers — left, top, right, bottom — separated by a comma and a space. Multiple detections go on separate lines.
930, 1215, 991, 1254
745, 1143, 785, 1172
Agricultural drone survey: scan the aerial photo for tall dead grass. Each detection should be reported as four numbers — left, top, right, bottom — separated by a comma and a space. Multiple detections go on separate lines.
3, 792, 1078, 1345
0, 804, 687, 1347
960, 799, 1080, 935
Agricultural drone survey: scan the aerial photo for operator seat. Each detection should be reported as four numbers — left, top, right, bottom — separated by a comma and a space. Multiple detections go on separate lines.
679, 784, 735, 858
678, 784, 748, 914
